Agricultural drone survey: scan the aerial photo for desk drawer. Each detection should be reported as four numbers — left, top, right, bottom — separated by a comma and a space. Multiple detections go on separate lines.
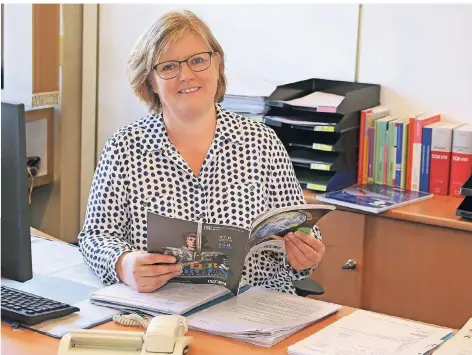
309, 210, 365, 307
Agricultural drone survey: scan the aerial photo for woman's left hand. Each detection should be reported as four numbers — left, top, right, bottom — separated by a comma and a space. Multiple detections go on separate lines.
285, 231, 325, 271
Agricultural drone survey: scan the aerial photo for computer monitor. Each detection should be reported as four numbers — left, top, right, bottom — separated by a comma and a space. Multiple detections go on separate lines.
1, 101, 33, 282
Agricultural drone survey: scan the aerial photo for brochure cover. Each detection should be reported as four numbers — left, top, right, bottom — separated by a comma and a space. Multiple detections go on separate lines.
315, 183, 433, 214
147, 204, 335, 295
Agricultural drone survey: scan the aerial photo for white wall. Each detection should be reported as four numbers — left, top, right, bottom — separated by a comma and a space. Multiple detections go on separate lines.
96, 3, 472, 160
358, 4, 472, 124
2, 4, 33, 105
96, 3, 360, 154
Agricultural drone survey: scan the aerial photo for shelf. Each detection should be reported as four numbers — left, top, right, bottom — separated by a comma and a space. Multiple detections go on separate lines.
25, 106, 54, 189
30, 174, 54, 189
303, 189, 471, 232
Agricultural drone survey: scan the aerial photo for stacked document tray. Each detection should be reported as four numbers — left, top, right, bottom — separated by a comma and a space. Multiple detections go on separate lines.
264, 78, 381, 192
457, 174, 472, 220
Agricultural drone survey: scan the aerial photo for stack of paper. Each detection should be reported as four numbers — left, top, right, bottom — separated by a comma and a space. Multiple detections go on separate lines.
434, 317, 472, 355
187, 287, 341, 347
288, 309, 453, 355
283, 91, 345, 110
90, 283, 231, 316
221, 94, 269, 122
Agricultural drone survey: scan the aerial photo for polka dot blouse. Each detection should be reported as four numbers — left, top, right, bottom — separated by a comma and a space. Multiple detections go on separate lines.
78, 103, 318, 294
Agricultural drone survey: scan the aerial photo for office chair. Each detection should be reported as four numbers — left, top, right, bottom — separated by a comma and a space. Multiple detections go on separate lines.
293, 278, 325, 297
292, 258, 357, 296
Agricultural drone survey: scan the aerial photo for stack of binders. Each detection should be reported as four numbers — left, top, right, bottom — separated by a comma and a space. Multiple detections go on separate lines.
263, 78, 381, 193
456, 174, 472, 220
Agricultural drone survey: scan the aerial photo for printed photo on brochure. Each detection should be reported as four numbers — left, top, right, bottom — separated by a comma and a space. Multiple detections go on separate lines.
146, 204, 335, 295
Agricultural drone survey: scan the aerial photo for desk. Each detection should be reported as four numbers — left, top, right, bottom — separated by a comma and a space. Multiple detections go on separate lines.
2, 229, 356, 355
1, 229, 460, 355
303, 191, 472, 330
1, 307, 356, 355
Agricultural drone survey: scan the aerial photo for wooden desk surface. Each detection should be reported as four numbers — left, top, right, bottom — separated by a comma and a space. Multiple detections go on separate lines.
304, 190, 472, 232
1, 304, 355, 355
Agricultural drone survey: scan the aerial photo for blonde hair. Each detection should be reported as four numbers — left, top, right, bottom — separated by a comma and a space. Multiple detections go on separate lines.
127, 10, 227, 113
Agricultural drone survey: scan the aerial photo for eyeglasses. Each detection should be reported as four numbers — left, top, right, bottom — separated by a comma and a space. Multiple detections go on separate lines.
153, 51, 215, 80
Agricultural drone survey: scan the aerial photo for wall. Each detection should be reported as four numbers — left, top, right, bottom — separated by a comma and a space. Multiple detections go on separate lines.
94, 3, 472, 165
1, 4, 61, 237
95, 3, 360, 155
2, 4, 33, 105
2, 4, 83, 242
358, 4, 472, 124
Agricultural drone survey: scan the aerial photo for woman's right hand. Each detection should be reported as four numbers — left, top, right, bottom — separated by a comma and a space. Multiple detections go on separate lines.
115, 251, 183, 293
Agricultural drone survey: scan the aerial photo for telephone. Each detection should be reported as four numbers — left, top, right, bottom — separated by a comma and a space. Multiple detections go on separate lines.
57, 315, 192, 355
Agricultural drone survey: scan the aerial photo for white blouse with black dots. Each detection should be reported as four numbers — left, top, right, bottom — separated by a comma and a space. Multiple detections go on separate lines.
78, 103, 319, 294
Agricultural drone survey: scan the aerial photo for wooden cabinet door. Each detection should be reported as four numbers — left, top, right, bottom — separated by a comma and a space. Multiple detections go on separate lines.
363, 216, 472, 329
309, 210, 366, 308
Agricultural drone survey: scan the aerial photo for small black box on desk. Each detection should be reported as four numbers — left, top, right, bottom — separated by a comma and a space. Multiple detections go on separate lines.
457, 175, 472, 220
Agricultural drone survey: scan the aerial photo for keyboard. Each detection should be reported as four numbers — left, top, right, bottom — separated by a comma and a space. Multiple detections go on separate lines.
1, 285, 80, 325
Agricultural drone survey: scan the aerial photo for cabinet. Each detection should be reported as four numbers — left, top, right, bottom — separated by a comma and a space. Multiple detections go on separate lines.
25, 107, 54, 188
363, 216, 472, 329
310, 210, 365, 308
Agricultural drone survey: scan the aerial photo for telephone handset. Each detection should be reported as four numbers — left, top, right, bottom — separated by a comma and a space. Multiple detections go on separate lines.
57, 315, 192, 355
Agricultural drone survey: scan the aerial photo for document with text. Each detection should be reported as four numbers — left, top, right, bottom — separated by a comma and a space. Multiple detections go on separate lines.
434, 317, 472, 355
288, 309, 453, 355
187, 287, 341, 347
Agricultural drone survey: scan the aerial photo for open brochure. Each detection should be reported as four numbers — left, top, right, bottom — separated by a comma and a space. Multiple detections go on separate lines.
147, 204, 335, 295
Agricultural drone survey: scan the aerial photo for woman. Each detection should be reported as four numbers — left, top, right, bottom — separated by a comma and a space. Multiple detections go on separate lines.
78, 10, 325, 294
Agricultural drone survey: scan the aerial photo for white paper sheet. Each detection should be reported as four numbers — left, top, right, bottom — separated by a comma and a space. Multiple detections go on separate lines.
49, 262, 105, 289
29, 300, 120, 338
288, 309, 453, 355
434, 317, 472, 355
187, 287, 341, 347
30, 237, 84, 275
283, 91, 344, 109
264, 116, 333, 127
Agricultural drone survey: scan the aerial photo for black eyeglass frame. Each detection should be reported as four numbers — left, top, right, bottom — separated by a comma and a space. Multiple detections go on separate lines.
153, 51, 216, 80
